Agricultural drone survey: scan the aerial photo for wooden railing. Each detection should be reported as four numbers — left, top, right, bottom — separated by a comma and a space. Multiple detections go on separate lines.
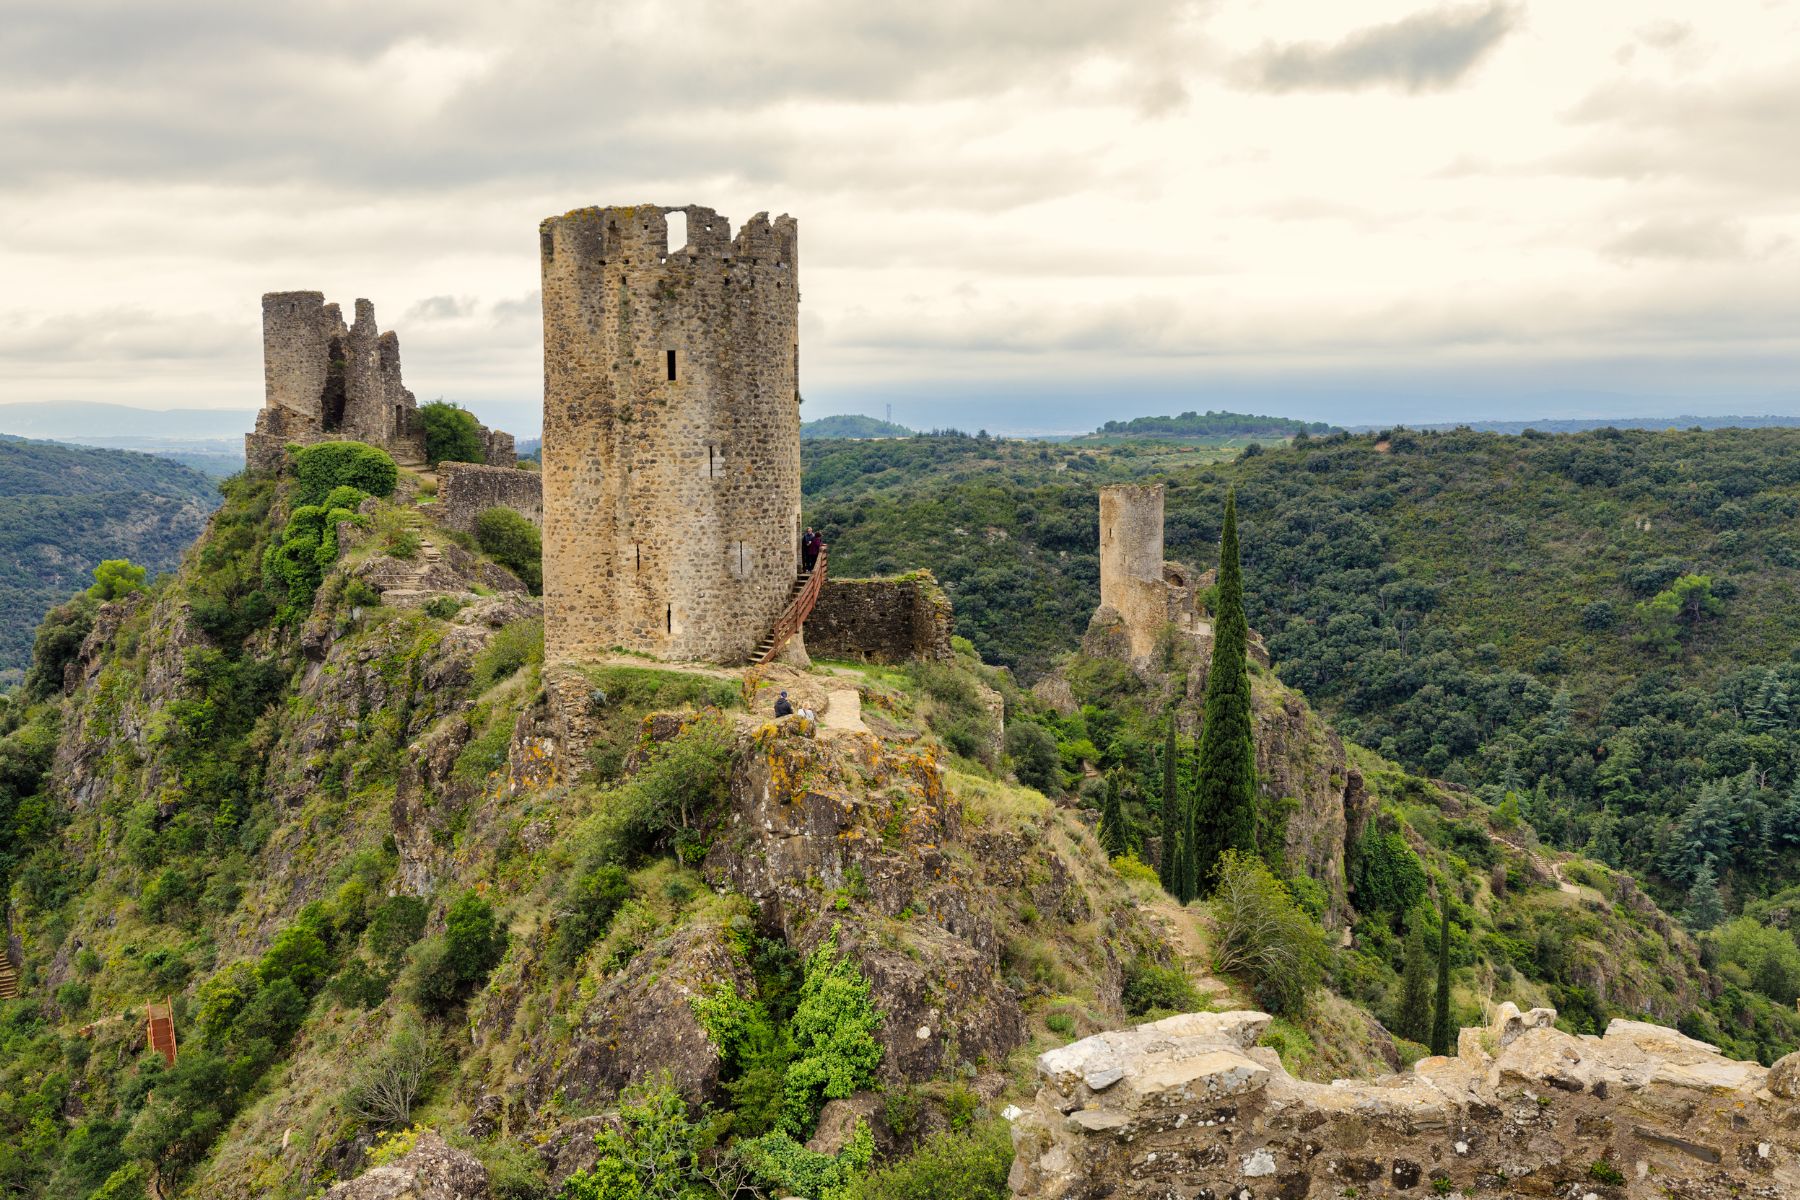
757, 544, 827, 665
146, 998, 178, 1066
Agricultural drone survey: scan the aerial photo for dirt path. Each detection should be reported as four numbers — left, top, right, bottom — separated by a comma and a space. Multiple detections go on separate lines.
1135, 890, 1240, 1007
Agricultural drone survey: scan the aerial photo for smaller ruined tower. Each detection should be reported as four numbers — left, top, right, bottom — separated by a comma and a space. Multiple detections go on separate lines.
538, 204, 801, 664
246, 292, 466, 472
1095, 484, 1204, 663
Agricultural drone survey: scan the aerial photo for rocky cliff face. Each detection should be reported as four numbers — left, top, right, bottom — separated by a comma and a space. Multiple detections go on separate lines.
1010, 1005, 1800, 1199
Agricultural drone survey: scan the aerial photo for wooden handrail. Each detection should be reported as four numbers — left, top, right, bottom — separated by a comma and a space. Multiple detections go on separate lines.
758, 544, 827, 665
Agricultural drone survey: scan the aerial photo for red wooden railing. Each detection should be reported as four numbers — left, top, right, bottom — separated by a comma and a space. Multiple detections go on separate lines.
757, 544, 827, 665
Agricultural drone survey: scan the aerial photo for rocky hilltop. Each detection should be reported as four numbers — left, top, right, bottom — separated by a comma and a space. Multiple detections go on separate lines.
0, 448, 1762, 1200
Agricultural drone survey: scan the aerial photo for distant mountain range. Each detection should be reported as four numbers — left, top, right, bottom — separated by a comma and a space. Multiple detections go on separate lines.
1350, 415, 1800, 435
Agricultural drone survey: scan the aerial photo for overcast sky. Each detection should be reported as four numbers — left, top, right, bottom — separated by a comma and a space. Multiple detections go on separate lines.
2, 0, 1798, 434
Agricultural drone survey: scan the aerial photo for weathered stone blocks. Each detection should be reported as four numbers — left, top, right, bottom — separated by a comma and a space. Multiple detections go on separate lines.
434, 462, 543, 534
804, 572, 955, 663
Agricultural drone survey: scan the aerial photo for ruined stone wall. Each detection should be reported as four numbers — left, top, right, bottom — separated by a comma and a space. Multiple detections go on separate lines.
804, 573, 954, 664
1093, 483, 1206, 664
435, 462, 543, 534
538, 204, 801, 664
1010, 1004, 1800, 1199
247, 291, 502, 472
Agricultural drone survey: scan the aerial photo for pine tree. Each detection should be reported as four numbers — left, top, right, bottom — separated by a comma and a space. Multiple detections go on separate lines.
1158, 712, 1182, 893
1397, 918, 1432, 1044
1687, 856, 1725, 931
1099, 775, 1128, 858
1429, 905, 1454, 1057
1190, 490, 1257, 894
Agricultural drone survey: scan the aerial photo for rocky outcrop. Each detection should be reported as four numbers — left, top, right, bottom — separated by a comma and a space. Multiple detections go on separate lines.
705, 720, 1027, 1082
1009, 1004, 1800, 1199
321, 1131, 488, 1200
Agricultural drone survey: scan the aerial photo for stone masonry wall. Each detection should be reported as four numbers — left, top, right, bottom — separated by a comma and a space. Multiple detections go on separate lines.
247, 291, 505, 473
1094, 483, 1207, 664
538, 204, 801, 664
434, 462, 544, 534
1009, 1004, 1800, 1199
804, 573, 955, 664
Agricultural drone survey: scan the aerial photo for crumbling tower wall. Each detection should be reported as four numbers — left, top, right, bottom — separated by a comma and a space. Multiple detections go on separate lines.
246, 292, 458, 472
1095, 484, 1203, 663
538, 204, 802, 663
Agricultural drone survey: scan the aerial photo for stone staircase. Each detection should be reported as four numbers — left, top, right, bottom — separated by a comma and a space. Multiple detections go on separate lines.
0, 951, 19, 1001
366, 534, 449, 606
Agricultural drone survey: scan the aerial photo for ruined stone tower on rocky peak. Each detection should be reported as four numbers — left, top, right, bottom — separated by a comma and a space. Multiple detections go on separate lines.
538, 204, 802, 664
1093, 483, 1207, 664
246, 292, 515, 473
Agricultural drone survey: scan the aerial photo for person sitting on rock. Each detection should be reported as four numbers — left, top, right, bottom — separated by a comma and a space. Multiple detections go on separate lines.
773, 691, 793, 718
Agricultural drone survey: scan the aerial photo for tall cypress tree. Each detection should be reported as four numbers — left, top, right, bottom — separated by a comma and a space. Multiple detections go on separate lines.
1397, 916, 1432, 1043
1429, 904, 1455, 1056
1190, 490, 1257, 894
1158, 712, 1182, 893
1099, 775, 1128, 858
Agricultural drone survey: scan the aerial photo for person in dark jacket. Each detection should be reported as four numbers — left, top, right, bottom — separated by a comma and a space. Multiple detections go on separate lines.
801, 528, 821, 572
773, 691, 793, 718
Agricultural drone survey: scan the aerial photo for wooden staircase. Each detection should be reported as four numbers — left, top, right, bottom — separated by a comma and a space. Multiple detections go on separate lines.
146, 998, 178, 1067
0, 951, 18, 1001
752, 546, 827, 665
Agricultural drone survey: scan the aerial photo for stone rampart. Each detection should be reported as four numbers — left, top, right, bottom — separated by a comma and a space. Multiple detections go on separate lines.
538, 204, 801, 664
1009, 1004, 1800, 1199
804, 572, 954, 664
435, 462, 543, 534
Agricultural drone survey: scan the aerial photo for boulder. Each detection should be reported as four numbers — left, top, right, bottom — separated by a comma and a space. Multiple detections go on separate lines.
321, 1131, 488, 1200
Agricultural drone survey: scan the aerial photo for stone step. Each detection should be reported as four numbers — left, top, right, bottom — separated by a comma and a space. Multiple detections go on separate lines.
0, 955, 18, 1001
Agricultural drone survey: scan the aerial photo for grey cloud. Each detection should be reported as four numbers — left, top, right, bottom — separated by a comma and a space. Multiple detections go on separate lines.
1562, 70, 1800, 190
1242, 2, 1520, 93
491, 292, 541, 322
405, 295, 477, 322
1601, 217, 1753, 265
0, 307, 245, 364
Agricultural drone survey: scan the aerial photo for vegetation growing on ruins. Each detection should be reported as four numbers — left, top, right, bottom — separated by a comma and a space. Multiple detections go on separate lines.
420, 401, 489, 467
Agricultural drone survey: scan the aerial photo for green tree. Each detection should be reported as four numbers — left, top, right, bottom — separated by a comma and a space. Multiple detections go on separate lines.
1429, 905, 1455, 1056
420, 401, 487, 467
1190, 491, 1257, 894
1098, 774, 1128, 857
1635, 573, 1724, 655
1207, 849, 1327, 1016
781, 928, 883, 1136
1158, 712, 1182, 893
475, 506, 542, 593
1687, 857, 1726, 931
88, 559, 148, 601
444, 891, 507, 984
1396, 917, 1432, 1043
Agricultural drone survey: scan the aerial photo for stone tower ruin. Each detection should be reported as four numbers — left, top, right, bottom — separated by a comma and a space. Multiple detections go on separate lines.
1094, 483, 1206, 663
246, 292, 515, 473
538, 204, 802, 663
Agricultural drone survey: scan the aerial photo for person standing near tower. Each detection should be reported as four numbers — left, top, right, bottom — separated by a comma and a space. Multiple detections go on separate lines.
802, 527, 822, 572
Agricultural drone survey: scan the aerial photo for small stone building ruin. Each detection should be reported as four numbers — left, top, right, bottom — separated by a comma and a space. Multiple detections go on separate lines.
434, 461, 543, 535
246, 291, 515, 473
804, 572, 955, 664
537, 204, 802, 664
1089, 483, 1208, 664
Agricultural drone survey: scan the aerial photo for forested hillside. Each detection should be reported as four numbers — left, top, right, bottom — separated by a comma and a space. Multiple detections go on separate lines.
805, 427, 1800, 930
0, 437, 218, 680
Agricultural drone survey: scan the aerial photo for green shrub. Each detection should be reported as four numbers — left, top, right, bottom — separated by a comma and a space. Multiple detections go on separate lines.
1121, 957, 1201, 1016
294, 441, 398, 504
445, 891, 507, 984
781, 928, 883, 1136
89, 558, 148, 601
843, 1119, 1013, 1200
1350, 826, 1428, 916
559, 1075, 743, 1200
1209, 849, 1330, 1016
472, 618, 544, 692
1005, 719, 1061, 794
367, 895, 429, 967
421, 401, 487, 467
737, 1124, 872, 1200
476, 507, 542, 593
552, 864, 633, 966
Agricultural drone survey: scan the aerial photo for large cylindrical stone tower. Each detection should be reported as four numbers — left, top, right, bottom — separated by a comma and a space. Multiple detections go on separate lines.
538, 204, 802, 663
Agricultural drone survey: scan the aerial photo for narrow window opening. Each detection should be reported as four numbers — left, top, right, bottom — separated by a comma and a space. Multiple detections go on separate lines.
708, 444, 717, 478
665, 211, 688, 257
667, 349, 677, 381
666, 605, 672, 634
634, 543, 641, 572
